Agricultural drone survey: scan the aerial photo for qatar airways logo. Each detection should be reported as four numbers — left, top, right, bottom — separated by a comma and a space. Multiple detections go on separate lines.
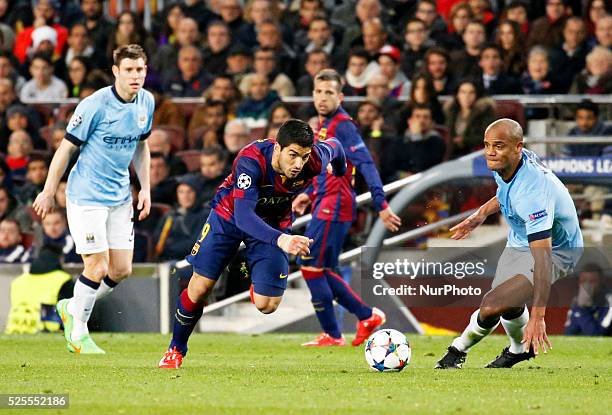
257, 196, 290, 206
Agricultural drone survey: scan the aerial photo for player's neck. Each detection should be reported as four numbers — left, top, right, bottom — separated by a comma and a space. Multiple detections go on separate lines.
113, 84, 137, 103
500, 157, 523, 182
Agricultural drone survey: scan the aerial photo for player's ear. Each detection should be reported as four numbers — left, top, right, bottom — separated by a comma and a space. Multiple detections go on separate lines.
112, 65, 119, 77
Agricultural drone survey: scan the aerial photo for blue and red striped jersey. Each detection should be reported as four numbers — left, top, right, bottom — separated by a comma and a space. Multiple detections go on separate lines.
211, 138, 345, 243
309, 106, 388, 222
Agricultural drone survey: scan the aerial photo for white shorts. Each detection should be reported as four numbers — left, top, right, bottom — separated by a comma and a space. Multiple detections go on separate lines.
66, 198, 134, 254
492, 247, 579, 289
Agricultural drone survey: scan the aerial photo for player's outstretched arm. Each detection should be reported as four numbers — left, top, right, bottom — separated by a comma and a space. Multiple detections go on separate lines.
33, 139, 78, 219
133, 140, 151, 220
524, 237, 553, 355
292, 193, 311, 216
450, 196, 500, 239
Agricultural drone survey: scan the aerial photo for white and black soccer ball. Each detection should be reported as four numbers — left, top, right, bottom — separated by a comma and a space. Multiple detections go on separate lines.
364, 329, 411, 372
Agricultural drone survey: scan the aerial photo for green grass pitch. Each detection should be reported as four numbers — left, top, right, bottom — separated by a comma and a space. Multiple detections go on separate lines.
1, 333, 610, 414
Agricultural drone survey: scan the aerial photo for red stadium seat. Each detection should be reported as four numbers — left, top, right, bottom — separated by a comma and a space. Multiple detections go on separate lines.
150, 202, 172, 217
176, 150, 202, 172
495, 100, 526, 129
156, 124, 186, 152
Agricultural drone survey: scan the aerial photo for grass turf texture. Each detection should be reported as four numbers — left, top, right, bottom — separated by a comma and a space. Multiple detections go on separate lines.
1, 333, 610, 414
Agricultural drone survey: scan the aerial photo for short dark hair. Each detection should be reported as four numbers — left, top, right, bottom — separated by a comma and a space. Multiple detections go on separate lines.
28, 153, 50, 167
113, 44, 147, 66
576, 99, 599, 117
150, 152, 166, 162
412, 103, 432, 113
505, 1, 528, 11
31, 52, 52, 66
314, 68, 343, 91
481, 43, 502, 56
202, 144, 227, 162
276, 119, 314, 149
206, 99, 227, 112
348, 46, 370, 62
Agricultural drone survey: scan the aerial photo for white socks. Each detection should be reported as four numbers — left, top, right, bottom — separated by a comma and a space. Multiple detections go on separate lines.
451, 309, 500, 353
501, 307, 529, 354
96, 276, 118, 300
67, 275, 99, 340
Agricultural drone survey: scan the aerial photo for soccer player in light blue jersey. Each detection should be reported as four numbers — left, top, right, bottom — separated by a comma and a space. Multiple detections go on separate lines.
435, 118, 583, 369
33, 44, 154, 354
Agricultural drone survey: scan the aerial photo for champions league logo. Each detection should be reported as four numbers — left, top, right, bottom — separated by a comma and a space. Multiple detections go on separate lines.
70, 114, 83, 129
237, 173, 252, 189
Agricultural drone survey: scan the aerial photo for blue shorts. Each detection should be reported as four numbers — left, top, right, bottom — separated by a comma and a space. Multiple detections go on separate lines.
297, 218, 351, 269
186, 210, 289, 297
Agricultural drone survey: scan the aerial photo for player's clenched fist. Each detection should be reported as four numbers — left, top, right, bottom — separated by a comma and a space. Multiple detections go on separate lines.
32, 191, 55, 219
277, 234, 313, 255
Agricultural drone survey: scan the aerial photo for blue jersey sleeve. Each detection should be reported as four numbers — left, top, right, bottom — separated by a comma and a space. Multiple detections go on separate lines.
314, 138, 346, 177
232, 156, 283, 245
140, 91, 155, 140
65, 95, 103, 145
515, 188, 554, 242
335, 121, 387, 212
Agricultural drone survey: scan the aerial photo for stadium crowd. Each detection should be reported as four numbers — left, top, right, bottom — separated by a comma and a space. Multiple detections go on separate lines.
0, 0, 611, 266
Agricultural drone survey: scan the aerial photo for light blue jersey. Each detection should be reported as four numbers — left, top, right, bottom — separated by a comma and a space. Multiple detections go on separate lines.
65, 86, 154, 206
494, 149, 583, 252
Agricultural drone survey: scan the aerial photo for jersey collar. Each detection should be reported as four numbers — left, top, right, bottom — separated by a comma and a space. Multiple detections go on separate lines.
502, 156, 524, 184
111, 85, 136, 104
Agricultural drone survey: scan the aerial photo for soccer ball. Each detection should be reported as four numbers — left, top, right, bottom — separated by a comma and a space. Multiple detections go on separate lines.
364, 329, 411, 372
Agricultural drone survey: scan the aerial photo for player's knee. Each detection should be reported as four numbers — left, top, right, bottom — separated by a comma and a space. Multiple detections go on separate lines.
109, 264, 132, 281
84, 262, 109, 281
188, 274, 215, 302
255, 297, 281, 314
257, 303, 278, 314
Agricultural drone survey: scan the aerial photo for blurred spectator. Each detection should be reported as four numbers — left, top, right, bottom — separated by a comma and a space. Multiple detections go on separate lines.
585, 0, 611, 36
377, 45, 411, 98
478, 44, 522, 95
0, 218, 30, 263
343, 47, 376, 96
0, 78, 19, 140
0, 0, 32, 31
389, 105, 445, 178
218, 0, 247, 43
202, 20, 231, 76
0, 185, 32, 231
288, 0, 327, 50
152, 17, 200, 78
0, 159, 13, 190
189, 100, 228, 148
20, 53, 67, 101
153, 176, 206, 261
162, 45, 212, 97
565, 264, 612, 336
550, 16, 589, 93
297, 49, 330, 96
354, 100, 394, 181
0, 52, 25, 93
12, 1, 67, 65
527, 0, 570, 49
54, 179, 67, 209
49, 121, 66, 151
16, 154, 48, 205
240, 47, 296, 98
563, 100, 612, 157
148, 129, 187, 176
152, 90, 186, 129
423, 46, 456, 95
358, 18, 388, 61
184, 145, 229, 206
150, 152, 177, 205
415, 0, 448, 43
5, 129, 33, 184
5, 104, 44, 150
468, 0, 497, 35
236, 73, 280, 129
521, 46, 561, 106
438, 2, 472, 51
266, 102, 293, 127
300, 16, 345, 73
592, 14, 612, 49
444, 79, 496, 158
238, 0, 289, 50
182, 0, 219, 34
400, 72, 444, 126
226, 44, 252, 86
503, 1, 530, 35
366, 73, 402, 129
106, 11, 156, 62
255, 19, 296, 79
570, 46, 612, 94
495, 19, 526, 78
450, 20, 487, 80
39, 209, 79, 263
154, 2, 185, 46
204, 74, 241, 116
65, 56, 90, 98
401, 18, 436, 80
333, 0, 383, 38
78, 0, 113, 56
223, 119, 251, 163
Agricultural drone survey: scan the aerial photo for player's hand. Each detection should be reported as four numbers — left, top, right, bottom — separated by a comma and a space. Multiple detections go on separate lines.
522, 315, 552, 355
137, 189, 151, 221
379, 207, 401, 232
32, 191, 55, 219
277, 234, 313, 256
292, 193, 311, 216
450, 211, 486, 240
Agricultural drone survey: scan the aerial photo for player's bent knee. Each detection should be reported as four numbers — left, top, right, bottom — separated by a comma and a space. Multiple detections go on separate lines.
109, 264, 132, 281
188, 272, 216, 302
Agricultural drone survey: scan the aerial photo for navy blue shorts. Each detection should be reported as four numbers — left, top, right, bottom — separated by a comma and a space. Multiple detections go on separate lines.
297, 217, 351, 269
186, 210, 289, 297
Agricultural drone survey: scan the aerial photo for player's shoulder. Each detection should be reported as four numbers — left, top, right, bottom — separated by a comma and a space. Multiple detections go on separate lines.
139, 88, 155, 106
235, 139, 273, 167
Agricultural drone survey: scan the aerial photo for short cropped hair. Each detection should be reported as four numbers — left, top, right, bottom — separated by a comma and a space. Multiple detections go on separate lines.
314, 68, 343, 91
276, 119, 314, 149
113, 44, 147, 67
